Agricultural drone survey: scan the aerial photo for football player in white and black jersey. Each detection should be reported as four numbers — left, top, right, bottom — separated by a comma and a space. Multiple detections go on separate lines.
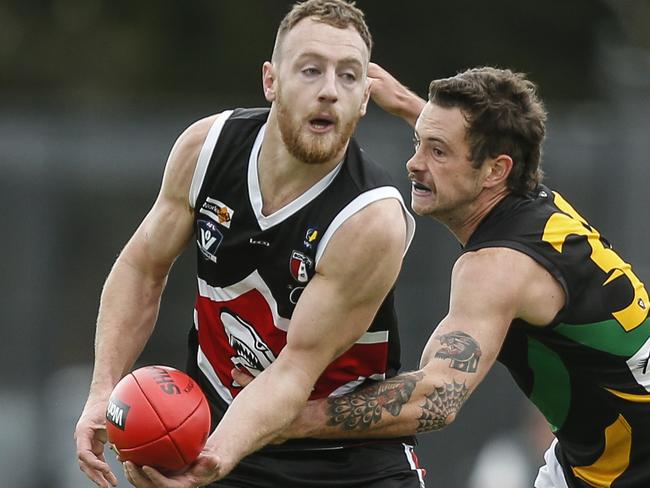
75, 1, 425, 488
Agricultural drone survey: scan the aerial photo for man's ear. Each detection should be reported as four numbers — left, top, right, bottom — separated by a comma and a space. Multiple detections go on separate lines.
359, 77, 372, 117
483, 154, 513, 188
262, 61, 277, 102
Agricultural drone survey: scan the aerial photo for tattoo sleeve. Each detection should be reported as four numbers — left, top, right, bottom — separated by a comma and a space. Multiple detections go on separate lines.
434, 331, 482, 373
416, 380, 469, 433
326, 371, 424, 431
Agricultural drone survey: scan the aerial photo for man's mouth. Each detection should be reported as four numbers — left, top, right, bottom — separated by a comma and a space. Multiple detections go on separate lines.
309, 115, 336, 132
412, 181, 431, 193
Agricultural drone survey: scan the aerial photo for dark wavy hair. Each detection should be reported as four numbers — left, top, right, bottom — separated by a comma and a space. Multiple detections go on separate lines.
429, 67, 547, 195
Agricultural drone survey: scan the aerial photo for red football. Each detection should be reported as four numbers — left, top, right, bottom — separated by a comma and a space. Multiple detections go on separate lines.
105, 365, 211, 472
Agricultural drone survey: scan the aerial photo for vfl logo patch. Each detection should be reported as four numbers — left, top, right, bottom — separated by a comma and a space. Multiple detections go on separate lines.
290, 251, 313, 283
200, 197, 234, 229
197, 219, 223, 263
221, 309, 276, 379
106, 397, 130, 430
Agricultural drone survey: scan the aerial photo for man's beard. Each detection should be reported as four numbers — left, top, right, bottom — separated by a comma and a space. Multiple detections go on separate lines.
276, 93, 359, 165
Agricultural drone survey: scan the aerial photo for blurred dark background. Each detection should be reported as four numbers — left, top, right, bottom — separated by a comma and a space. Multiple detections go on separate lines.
1, 1, 649, 487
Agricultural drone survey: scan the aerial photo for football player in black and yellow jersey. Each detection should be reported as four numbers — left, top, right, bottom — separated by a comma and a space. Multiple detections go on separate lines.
263, 64, 650, 488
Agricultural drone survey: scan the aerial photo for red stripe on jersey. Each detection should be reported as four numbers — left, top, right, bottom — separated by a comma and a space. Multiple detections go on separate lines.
195, 291, 388, 401
312, 342, 389, 399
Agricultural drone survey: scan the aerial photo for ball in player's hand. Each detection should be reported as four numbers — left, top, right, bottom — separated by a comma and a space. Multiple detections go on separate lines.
105, 365, 211, 472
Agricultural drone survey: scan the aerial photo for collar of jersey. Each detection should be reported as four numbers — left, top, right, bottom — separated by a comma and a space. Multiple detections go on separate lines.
248, 123, 344, 231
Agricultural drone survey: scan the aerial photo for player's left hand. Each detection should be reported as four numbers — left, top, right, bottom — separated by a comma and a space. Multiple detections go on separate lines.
122, 453, 223, 488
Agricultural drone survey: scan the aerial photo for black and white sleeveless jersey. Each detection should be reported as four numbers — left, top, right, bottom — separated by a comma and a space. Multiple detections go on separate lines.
464, 185, 650, 488
185, 108, 415, 448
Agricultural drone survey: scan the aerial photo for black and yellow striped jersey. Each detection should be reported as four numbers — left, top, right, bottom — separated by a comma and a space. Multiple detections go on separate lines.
464, 185, 650, 488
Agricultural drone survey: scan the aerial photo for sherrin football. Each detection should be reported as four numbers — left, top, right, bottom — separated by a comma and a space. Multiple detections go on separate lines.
105, 365, 211, 472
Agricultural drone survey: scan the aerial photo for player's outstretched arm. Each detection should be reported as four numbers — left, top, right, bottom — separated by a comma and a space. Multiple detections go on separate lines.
74, 115, 216, 488
137, 198, 410, 486
368, 62, 426, 128
272, 247, 562, 441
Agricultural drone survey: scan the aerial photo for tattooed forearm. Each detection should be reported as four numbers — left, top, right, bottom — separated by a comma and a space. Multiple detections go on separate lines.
416, 380, 469, 433
326, 371, 425, 431
434, 331, 482, 373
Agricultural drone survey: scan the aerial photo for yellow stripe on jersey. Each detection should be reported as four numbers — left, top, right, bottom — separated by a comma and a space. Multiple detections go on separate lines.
605, 388, 650, 403
572, 414, 631, 487
543, 192, 649, 332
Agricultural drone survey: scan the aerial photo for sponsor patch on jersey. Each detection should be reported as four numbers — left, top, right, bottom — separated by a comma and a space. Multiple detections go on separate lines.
106, 397, 130, 430
290, 251, 313, 283
200, 197, 234, 229
303, 227, 319, 249
197, 219, 223, 263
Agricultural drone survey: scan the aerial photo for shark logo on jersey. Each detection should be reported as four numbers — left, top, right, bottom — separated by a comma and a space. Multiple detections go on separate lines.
197, 219, 223, 263
221, 308, 276, 379
290, 251, 312, 283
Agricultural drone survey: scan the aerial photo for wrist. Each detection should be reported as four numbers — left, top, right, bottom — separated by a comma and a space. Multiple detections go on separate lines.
292, 399, 327, 439
398, 92, 426, 127
202, 441, 237, 478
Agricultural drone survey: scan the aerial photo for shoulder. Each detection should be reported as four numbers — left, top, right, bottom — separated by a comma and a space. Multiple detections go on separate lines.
165, 116, 217, 176
453, 247, 565, 324
160, 114, 224, 205
317, 198, 406, 274
454, 247, 539, 287
342, 197, 406, 245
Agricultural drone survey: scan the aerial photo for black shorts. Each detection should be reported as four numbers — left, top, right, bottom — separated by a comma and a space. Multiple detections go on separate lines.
211, 442, 426, 488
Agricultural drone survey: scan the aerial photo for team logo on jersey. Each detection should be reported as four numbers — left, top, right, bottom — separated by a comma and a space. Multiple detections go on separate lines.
221, 308, 276, 378
303, 227, 319, 249
197, 219, 223, 263
290, 251, 313, 283
200, 197, 234, 229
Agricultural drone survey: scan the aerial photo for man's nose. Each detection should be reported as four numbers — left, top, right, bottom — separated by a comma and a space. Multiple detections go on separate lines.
406, 150, 424, 173
318, 70, 339, 103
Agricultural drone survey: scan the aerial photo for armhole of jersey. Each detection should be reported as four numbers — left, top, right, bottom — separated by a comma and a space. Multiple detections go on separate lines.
189, 110, 234, 209
314, 186, 416, 266
465, 240, 571, 322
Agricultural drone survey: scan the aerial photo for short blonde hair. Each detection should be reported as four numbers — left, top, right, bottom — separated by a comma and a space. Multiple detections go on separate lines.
273, 0, 372, 61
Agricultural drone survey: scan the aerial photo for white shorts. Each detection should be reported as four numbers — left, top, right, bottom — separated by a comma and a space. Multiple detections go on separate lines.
534, 439, 569, 488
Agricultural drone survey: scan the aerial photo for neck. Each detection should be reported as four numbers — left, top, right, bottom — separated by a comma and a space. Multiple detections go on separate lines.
257, 110, 347, 215
445, 187, 510, 246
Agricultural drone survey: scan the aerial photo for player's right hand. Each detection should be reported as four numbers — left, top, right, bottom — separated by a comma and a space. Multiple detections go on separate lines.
75, 398, 119, 488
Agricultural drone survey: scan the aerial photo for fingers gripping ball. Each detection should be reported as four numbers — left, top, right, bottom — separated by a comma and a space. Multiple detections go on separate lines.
106, 365, 211, 472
